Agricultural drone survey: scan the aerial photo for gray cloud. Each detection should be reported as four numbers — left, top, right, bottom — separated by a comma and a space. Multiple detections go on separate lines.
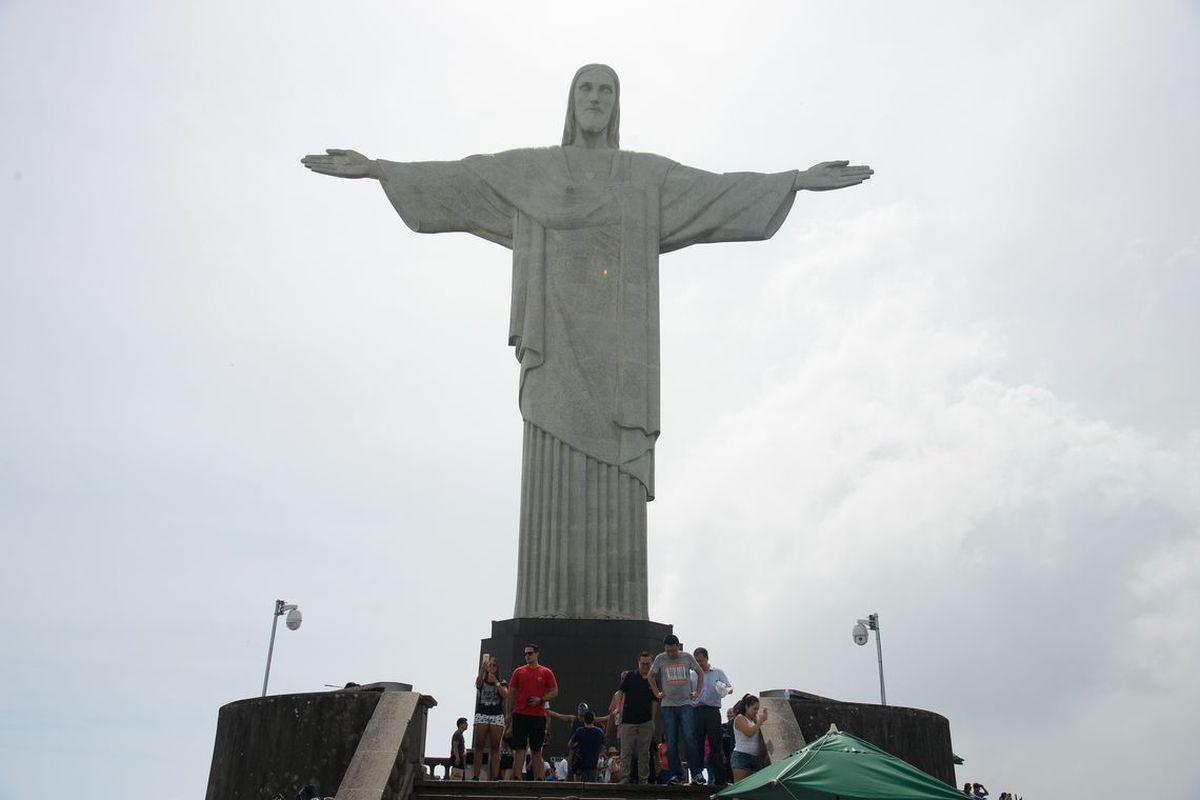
1, 2, 1197, 798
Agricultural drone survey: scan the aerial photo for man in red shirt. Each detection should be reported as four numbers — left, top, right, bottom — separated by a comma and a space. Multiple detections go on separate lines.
506, 642, 558, 780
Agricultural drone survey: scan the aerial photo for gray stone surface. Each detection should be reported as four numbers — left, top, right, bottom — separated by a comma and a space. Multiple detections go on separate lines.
204, 688, 434, 800
336, 691, 424, 800
303, 64, 872, 620
757, 696, 807, 764
767, 688, 956, 784
205, 691, 381, 800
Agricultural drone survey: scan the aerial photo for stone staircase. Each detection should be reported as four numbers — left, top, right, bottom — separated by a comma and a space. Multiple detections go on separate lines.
412, 780, 718, 800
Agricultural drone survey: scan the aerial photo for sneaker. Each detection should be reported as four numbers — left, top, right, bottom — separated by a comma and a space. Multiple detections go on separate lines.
668, 777, 683, 785
691, 776, 706, 785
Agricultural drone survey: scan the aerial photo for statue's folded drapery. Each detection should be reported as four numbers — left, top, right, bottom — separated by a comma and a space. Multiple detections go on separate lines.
376, 147, 797, 618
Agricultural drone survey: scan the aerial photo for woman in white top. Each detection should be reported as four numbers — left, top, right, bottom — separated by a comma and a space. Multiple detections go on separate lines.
731, 693, 768, 781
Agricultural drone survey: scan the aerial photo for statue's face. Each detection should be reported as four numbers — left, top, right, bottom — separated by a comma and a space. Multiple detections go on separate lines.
573, 67, 616, 136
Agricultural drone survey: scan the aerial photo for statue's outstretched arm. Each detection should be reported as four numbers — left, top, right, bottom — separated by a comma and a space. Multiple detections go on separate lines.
301, 148, 381, 180
794, 160, 874, 191
302, 148, 516, 247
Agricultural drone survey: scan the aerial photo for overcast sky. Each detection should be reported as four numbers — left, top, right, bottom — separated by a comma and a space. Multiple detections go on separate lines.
2, 2, 1199, 798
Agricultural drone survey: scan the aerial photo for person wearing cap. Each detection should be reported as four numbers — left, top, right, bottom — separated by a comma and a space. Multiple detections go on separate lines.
603, 746, 622, 783
647, 634, 705, 784
690, 647, 732, 785
548, 701, 612, 779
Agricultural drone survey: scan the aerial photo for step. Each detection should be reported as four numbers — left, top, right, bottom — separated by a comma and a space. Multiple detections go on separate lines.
413, 779, 717, 800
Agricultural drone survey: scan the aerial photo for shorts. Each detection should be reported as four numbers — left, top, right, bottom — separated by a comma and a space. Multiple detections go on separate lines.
731, 750, 761, 772
510, 713, 546, 752
474, 712, 505, 727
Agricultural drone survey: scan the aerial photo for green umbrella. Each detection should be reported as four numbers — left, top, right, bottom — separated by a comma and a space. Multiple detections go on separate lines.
717, 728, 966, 800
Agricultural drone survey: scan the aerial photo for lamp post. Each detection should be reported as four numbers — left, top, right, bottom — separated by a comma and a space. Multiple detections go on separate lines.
851, 612, 887, 706
262, 599, 303, 697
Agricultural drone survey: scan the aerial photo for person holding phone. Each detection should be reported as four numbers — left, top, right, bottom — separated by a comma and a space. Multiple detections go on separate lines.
731, 694, 767, 781
472, 653, 509, 780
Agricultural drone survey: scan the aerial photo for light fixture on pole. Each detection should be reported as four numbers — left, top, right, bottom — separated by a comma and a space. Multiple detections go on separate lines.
262, 599, 303, 697
851, 612, 887, 706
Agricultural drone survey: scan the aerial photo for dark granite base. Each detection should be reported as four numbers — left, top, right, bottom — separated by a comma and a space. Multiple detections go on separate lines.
769, 689, 957, 784
480, 617, 672, 757
205, 691, 381, 800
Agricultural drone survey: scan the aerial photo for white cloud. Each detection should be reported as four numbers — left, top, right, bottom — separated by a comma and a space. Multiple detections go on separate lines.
651, 204, 1200, 795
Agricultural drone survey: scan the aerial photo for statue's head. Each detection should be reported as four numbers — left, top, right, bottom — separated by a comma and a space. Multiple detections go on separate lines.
562, 63, 620, 148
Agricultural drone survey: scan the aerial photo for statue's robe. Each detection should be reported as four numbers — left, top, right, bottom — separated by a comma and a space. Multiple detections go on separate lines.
376, 147, 797, 618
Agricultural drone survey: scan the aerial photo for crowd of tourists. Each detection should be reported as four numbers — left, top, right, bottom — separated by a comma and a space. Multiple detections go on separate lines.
962, 782, 1021, 800
447, 634, 765, 785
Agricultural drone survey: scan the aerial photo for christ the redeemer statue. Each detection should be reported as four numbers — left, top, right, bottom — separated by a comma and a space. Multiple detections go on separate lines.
303, 64, 872, 620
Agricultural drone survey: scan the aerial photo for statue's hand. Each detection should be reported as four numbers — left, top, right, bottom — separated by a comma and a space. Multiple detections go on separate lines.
301, 148, 377, 179
795, 160, 874, 191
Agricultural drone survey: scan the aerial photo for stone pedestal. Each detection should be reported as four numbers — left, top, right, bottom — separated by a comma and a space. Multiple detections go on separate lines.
205, 686, 430, 800
764, 689, 957, 784
480, 617, 672, 756
206, 691, 380, 800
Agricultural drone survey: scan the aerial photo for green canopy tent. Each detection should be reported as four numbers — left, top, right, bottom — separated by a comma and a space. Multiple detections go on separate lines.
717, 728, 967, 800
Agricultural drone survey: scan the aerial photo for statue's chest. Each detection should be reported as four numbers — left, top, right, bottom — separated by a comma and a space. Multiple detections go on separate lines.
545, 224, 622, 311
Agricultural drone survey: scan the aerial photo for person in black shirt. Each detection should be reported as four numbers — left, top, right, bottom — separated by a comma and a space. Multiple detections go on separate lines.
472, 655, 510, 780
720, 705, 736, 785
568, 711, 606, 782
450, 717, 468, 780
547, 701, 612, 778
614, 652, 657, 783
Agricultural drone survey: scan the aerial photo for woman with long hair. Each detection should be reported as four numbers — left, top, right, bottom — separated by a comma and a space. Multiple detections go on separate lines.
730, 694, 767, 781
472, 655, 509, 780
